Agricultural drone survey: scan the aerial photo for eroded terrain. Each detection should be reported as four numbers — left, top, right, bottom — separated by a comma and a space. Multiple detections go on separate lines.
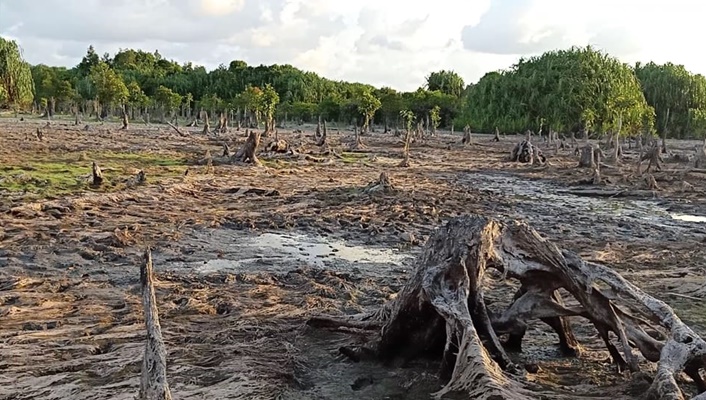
1, 118, 705, 399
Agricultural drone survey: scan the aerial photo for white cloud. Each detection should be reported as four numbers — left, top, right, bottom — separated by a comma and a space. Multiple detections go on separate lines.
0, 0, 704, 91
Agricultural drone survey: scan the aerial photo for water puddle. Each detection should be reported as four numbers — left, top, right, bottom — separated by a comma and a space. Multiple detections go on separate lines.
449, 171, 706, 242
249, 232, 409, 267
169, 230, 413, 275
670, 214, 706, 223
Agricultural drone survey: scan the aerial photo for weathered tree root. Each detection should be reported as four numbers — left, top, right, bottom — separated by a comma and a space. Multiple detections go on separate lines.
309, 215, 706, 400
139, 249, 172, 400
232, 130, 262, 165
510, 140, 546, 164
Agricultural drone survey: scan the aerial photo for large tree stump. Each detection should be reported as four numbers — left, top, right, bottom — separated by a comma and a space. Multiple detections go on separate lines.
578, 144, 603, 168
640, 145, 663, 173
309, 215, 706, 400
139, 249, 172, 400
510, 140, 545, 164
232, 130, 262, 165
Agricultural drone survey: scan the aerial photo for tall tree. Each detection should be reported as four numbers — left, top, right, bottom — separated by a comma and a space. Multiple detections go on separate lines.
426, 70, 465, 97
357, 89, 381, 133
0, 37, 34, 110
260, 83, 279, 133
90, 61, 129, 112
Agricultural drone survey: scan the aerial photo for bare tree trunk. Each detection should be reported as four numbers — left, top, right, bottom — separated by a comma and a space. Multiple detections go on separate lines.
121, 105, 129, 130
316, 120, 327, 147
202, 111, 210, 135
91, 161, 103, 186
138, 249, 172, 400
462, 125, 472, 145
399, 127, 411, 167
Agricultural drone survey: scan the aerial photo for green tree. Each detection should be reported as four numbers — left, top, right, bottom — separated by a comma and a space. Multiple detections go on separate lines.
357, 89, 381, 133
0, 37, 34, 110
430, 105, 441, 134
426, 70, 465, 97
90, 61, 129, 112
154, 85, 182, 122
260, 83, 279, 133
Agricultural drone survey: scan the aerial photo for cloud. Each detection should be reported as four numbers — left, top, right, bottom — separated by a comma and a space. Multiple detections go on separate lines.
1, 0, 705, 91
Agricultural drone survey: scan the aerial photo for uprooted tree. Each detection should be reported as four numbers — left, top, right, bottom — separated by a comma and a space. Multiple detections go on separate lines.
309, 215, 706, 400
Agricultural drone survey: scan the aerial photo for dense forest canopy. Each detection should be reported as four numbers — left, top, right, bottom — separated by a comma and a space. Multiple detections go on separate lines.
2, 36, 706, 139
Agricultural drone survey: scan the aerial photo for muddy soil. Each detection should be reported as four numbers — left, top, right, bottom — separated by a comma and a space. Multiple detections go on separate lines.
1, 118, 705, 399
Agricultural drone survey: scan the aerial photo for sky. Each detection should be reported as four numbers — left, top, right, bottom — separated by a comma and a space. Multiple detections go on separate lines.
1, 0, 704, 92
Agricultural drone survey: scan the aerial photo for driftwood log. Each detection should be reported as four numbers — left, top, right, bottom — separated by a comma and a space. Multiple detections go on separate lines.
139, 249, 172, 400
309, 215, 706, 400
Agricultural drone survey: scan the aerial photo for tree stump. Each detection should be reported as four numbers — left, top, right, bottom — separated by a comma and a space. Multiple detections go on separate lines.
316, 120, 327, 147
695, 145, 706, 168
399, 129, 411, 167
510, 140, 545, 164
577, 144, 603, 168
363, 172, 395, 194
351, 125, 366, 150
640, 145, 663, 173
232, 130, 262, 165
121, 106, 129, 130
265, 139, 289, 153
492, 127, 500, 142
202, 112, 210, 135
462, 125, 472, 145
91, 161, 103, 186
308, 215, 706, 400
35, 128, 43, 142
138, 249, 172, 400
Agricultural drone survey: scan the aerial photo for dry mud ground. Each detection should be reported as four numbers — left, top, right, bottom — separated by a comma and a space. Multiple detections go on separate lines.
1, 118, 706, 399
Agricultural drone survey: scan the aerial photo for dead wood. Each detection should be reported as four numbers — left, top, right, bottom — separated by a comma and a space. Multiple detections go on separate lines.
492, 127, 500, 142
166, 122, 188, 137
265, 139, 289, 153
202, 111, 210, 135
578, 144, 603, 168
138, 249, 172, 400
640, 145, 664, 173
316, 115, 322, 138
222, 143, 232, 157
363, 172, 395, 194
35, 128, 43, 142
309, 215, 706, 400
695, 145, 706, 169
350, 125, 366, 150
232, 130, 262, 165
121, 106, 129, 130
645, 174, 660, 190
462, 125, 472, 145
510, 140, 546, 164
215, 112, 227, 134
399, 128, 412, 167
316, 120, 328, 147
91, 161, 103, 186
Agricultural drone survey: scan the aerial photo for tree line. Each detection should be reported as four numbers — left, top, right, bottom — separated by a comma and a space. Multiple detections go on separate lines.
2, 36, 706, 139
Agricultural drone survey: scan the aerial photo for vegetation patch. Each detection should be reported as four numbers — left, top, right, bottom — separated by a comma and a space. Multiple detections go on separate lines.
0, 151, 187, 199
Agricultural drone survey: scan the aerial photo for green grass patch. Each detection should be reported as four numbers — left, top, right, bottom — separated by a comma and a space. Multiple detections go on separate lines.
339, 152, 368, 164
0, 151, 188, 199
